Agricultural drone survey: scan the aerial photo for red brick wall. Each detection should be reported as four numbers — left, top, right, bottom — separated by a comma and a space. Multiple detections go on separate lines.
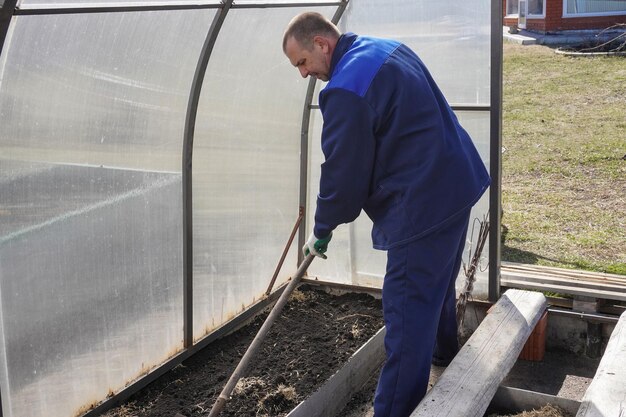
503, 0, 626, 32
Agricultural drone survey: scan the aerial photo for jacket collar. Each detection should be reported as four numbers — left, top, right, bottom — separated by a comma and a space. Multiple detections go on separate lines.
329, 32, 358, 81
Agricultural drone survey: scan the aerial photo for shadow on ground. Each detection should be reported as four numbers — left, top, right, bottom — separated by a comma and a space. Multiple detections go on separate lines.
501, 224, 594, 270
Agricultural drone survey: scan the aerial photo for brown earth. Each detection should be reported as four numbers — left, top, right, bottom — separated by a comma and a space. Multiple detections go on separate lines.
102, 285, 383, 417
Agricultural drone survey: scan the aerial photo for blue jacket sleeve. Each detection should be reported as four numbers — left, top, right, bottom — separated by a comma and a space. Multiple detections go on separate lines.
313, 88, 378, 239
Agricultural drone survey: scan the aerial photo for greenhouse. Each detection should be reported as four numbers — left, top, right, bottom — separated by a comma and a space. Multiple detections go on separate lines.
1, 0, 624, 416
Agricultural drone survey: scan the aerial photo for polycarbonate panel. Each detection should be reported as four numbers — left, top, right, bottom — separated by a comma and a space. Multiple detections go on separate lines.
452, 111, 490, 300
307, 111, 491, 300
0, 11, 210, 172
0, 10, 213, 417
191, 7, 336, 341
338, 0, 491, 105
305, 108, 353, 284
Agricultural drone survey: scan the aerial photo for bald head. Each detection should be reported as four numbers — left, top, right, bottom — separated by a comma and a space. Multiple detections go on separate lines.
282, 12, 341, 53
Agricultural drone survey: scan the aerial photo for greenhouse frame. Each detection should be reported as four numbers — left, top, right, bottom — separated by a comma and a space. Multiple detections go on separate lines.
0, 0, 504, 415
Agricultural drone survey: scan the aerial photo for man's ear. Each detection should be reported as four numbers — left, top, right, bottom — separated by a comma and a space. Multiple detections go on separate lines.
313, 35, 329, 53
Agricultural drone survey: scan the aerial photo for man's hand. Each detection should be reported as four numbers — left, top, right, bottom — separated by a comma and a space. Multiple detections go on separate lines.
303, 232, 333, 259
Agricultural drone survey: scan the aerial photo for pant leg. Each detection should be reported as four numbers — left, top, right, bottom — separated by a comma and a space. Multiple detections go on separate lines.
373, 211, 471, 417
433, 215, 470, 364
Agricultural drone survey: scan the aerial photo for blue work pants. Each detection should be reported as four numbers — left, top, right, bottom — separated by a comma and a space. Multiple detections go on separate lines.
373, 211, 471, 417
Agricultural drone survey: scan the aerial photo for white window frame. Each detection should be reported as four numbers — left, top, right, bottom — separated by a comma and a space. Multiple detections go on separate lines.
563, 0, 626, 17
506, 0, 546, 18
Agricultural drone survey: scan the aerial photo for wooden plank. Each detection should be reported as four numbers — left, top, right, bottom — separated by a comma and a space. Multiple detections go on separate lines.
502, 274, 626, 293
502, 269, 626, 286
500, 263, 626, 302
502, 271, 626, 288
576, 311, 626, 417
501, 262, 626, 282
502, 279, 626, 302
411, 289, 547, 417
287, 327, 386, 417
501, 266, 626, 286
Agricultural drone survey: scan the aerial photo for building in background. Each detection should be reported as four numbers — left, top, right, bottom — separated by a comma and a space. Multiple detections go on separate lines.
503, 0, 626, 32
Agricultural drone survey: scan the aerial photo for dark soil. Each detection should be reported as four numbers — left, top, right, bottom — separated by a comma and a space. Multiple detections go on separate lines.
102, 285, 383, 417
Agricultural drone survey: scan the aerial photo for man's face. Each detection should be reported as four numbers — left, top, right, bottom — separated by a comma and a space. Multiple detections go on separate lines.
285, 36, 332, 81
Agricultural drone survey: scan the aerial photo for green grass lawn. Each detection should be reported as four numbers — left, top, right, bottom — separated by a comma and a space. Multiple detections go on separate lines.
501, 42, 626, 275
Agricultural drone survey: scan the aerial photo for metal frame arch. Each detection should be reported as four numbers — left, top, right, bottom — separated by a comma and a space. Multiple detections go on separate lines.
0, 2, 17, 416
489, 0, 503, 301
13, 1, 343, 15
0, 0, 18, 62
182, 0, 234, 349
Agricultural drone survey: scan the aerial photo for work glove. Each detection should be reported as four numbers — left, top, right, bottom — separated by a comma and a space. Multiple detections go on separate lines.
303, 232, 333, 260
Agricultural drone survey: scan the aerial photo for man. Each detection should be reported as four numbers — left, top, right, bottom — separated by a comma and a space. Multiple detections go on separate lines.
283, 12, 490, 417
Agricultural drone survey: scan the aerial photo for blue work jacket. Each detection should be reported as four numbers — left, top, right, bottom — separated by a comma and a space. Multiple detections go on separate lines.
314, 33, 490, 250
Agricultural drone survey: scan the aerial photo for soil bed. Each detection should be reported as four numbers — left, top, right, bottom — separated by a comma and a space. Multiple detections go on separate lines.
102, 285, 383, 417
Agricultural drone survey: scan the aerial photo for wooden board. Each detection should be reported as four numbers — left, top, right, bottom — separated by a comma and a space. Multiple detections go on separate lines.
411, 289, 547, 417
501, 262, 626, 302
576, 311, 626, 417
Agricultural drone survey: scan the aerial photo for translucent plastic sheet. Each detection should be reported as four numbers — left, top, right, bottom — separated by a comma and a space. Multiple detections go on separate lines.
0, 12, 211, 172
191, 7, 335, 341
339, 0, 491, 105
0, 10, 213, 417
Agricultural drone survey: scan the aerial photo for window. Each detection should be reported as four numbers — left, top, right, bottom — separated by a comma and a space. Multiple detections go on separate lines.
565, 0, 626, 15
529, 0, 545, 14
507, 0, 546, 16
507, 0, 519, 15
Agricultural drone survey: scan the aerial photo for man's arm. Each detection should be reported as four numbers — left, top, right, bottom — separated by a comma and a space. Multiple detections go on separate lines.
314, 88, 378, 239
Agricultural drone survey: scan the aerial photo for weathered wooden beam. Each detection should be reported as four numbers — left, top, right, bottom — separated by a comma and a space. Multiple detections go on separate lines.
501, 262, 626, 302
411, 289, 547, 417
502, 279, 626, 302
576, 310, 626, 417
502, 262, 626, 283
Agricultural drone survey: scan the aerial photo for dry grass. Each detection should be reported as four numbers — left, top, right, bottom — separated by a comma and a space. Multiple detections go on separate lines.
289, 289, 311, 303
257, 384, 298, 416
502, 42, 626, 275
233, 376, 267, 397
